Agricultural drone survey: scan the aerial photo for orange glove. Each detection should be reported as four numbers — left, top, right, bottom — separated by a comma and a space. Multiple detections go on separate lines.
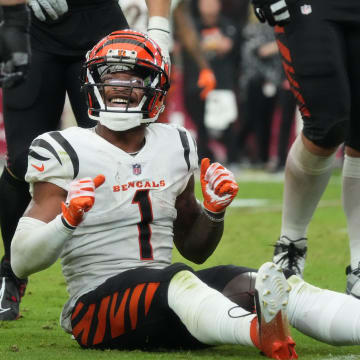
200, 158, 238, 213
197, 68, 216, 100
61, 174, 105, 227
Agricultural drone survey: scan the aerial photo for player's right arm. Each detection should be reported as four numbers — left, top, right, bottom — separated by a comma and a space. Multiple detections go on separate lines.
11, 181, 70, 279
11, 131, 105, 278
11, 176, 104, 279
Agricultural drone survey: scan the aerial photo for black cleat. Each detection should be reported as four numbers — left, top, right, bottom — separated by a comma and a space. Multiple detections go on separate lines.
273, 237, 307, 278
346, 263, 360, 299
0, 258, 27, 321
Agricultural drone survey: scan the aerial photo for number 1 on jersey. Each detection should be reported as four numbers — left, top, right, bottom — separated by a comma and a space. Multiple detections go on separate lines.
132, 189, 154, 260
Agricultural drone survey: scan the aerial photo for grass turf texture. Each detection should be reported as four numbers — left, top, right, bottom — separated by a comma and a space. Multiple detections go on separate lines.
1, 173, 359, 360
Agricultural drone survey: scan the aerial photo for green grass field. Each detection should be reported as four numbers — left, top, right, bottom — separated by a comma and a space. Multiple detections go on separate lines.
1, 171, 360, 360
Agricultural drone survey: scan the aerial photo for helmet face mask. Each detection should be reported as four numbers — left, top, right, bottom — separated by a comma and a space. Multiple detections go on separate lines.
81, 30, 170, 131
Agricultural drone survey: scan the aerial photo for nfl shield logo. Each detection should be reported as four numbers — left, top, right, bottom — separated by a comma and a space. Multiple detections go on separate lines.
300, 4, 312, 15
132, 164, 141, 175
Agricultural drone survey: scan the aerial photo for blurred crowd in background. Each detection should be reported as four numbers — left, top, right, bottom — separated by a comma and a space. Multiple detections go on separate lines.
0, 0, 315, 173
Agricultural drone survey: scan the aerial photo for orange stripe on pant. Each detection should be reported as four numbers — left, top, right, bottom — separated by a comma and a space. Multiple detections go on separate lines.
93, 295, 111, 345
110, 288, 130, 339
276, 39, 292, 64
276, 36, 311, 118
274, 25, 285, 34
72, 301, 84, 320
129, 283, 146, 330
145, 282, 160, 316
72, 303, 96, 346
282, 61, 300, 89
73, 281, 161, 347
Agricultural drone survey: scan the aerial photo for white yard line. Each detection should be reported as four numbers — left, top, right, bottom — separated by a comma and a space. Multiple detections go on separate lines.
229, 199, 341, 209
320, 356, 360, 360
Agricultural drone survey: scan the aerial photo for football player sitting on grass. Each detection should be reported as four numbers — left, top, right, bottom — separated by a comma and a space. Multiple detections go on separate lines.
9, 30, 360, 359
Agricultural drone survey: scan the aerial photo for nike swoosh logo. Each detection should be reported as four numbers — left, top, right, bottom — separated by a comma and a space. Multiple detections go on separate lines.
0, 278, 10, 313
31, 163, 44, 172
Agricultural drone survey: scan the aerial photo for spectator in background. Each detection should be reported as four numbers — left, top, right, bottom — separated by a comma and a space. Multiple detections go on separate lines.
180, 0, 241, 163
267, 79, 297, 173
238, 15, 284, 167
221, 0, 250, 34
118, 0, 218, 128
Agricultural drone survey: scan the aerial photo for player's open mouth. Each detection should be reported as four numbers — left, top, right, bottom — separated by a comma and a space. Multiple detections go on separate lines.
107, 94, 139, 108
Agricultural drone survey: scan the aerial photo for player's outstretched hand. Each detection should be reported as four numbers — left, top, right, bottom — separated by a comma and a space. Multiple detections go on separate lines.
251, 0, 291, 27
61, 174, 105, 228
200, 158, 238, 213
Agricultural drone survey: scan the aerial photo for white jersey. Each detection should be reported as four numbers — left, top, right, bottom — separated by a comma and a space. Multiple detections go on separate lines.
25, 123, 198, 332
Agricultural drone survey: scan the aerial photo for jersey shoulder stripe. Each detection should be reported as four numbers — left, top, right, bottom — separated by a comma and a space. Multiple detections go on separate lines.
26, 128, 82, 189
28, 149, 50, 161
49, 131, 79, 179
158, 123, 198, 173
177, 128, 190, 171
31, 138, 62, 165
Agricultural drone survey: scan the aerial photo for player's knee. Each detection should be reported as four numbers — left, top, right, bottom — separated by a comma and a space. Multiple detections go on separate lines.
304, 120, 348, 149
222, 271, 257, 312
170, 270, 198, 288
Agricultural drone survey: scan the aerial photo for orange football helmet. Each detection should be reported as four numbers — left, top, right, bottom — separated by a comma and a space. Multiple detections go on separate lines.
81, 29, 170, 131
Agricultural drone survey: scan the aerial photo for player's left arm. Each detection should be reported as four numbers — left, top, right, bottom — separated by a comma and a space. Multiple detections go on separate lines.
173, 159, 238, 264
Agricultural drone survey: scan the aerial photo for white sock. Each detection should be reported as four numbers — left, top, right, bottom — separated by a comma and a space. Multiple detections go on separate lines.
167, 270, 255, 346
281, 135, 336, 240
342, 155, 360, 270
287, 275, 360, 345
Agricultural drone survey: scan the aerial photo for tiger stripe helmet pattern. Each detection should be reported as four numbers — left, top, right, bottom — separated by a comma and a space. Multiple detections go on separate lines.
81, 29, 170, 131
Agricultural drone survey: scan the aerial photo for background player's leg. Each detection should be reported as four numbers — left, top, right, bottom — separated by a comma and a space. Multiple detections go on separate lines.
342, 151, 360, 297
274, 135, 336, 275
342, 25, 360, 297
273, 3, 349, 276
0, 49, 66, 320
0, 169, 30, 265
65, 57, 96, 128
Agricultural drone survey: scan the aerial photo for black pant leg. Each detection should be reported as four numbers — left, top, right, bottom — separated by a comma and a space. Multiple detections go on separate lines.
1, 49, 66, 264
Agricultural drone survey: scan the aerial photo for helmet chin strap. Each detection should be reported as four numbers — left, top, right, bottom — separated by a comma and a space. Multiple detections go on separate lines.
94, 112, 143, 131
90, 90, 159, 131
